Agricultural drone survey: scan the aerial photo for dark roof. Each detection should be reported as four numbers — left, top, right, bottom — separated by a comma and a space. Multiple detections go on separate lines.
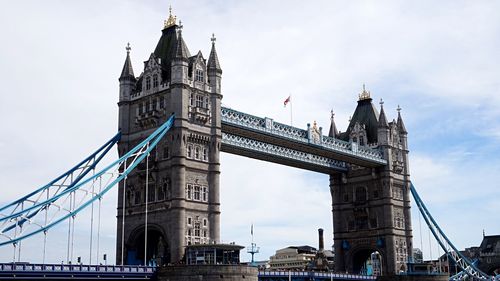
119, 52, 135, 81
340, 98, 380, 143
328, 112, 339, 138
153, 25, 191, 82
479, 235, 500, 253
397, 111, 408, 134
378, 105, 389, 128
289, 245, 317, 254
208, 42, 222, 72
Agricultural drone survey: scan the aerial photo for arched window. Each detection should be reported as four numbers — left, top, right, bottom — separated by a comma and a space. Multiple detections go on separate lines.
195, 146, 200, 159
145, 76, 151, 90
153, 74, 158, 88
355, 186, 367, 202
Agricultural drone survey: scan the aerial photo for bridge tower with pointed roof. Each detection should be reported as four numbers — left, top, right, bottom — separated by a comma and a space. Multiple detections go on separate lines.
329, 87, 412, 275
116, 9, 223, 265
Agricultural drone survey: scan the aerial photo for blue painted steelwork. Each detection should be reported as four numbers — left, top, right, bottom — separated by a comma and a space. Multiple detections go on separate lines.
0, 115, 175, 247
0, 132, 121, 222
221, 107, 385, 165
0, 262, 155, 280
411, 183, 499, 281
222, 132, 348, 172
258, 270, 376, 280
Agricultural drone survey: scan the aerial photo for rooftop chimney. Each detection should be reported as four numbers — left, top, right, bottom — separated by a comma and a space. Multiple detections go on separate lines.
318, 228, 324, 252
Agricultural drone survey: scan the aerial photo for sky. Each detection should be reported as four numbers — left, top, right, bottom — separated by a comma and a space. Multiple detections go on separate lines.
0, 0, 499, 265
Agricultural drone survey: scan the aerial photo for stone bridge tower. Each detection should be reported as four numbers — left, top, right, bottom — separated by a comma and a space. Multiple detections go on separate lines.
115, 11, 222, 265
330, 88, 412, 275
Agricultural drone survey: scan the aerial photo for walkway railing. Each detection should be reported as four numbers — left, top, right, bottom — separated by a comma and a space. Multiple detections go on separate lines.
221, 107, 386, 165
258, 270, 377, 280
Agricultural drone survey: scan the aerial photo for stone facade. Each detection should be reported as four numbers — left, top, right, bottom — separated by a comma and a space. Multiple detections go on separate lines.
115, 14, 223, 265
330, 91, 412, 275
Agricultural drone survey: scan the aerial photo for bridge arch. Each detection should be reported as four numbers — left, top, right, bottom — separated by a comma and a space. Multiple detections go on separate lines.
347, 246, 384, 275
126, 224, 169, 266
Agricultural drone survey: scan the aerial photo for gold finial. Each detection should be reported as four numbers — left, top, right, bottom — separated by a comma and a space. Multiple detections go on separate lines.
358, 83, 371, 100
164, 5, 177, 28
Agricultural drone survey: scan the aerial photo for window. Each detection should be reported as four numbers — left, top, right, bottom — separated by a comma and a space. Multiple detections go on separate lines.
148, 185, 155, 202
194, 222, 201, 237
159, 97, 165, 109
146, 76, 151, 90
355, 186, 367, 202
134, 191, 141, 205
195, 69, 204, 82
163, 146, 169, 159
194, 185, 201, 201
203, 219, 207, 227
138, 103, 143, 115
203, 148, 208, 161
187, 217, 192, 225
186, 184, 193, 200
187, 145, 193, 158
151, 99, 156, 111
153, 74, 158, 88
158, 182, 166, 201
202, 186, 208, 202
203, 230, 207, 237
188, 229, 192, 236
195, 146, 200, 159
196, 95, 204, 108
189, 93, 194, 106
343, 193, 349, 202
359, 136, 365, 146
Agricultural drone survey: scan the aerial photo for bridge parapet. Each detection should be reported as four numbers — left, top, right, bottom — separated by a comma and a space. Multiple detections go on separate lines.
221, 107, 386, 165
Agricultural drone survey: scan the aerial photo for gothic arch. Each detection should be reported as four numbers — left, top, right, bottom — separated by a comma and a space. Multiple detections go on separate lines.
126, 223, 169, 266
346, 245, 384, 275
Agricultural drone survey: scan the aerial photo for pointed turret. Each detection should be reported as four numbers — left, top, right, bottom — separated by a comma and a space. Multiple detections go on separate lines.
207, 33, 222, 94
208, 33, 222, 73
378, 99, 389, 128
328, 110, 339, 138
174, 25, 189, 61
377, 98, 390, 146
119, 43, 136, 82
397, 105, 407, 134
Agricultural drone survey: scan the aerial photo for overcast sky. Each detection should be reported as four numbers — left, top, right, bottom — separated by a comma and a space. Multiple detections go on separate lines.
0, 1, 499, 265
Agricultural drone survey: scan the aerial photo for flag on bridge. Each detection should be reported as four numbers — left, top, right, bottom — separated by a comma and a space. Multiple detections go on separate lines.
284, 95, 291, 107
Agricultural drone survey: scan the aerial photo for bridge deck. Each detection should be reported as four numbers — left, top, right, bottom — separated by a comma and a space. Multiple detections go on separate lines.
0, 263, 155, 280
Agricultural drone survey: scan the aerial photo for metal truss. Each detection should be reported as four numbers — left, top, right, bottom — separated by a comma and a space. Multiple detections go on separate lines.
221, 107, 385, 165
410, 184, 498, 281
222, 132, 347, 172
0, 115, 175, 248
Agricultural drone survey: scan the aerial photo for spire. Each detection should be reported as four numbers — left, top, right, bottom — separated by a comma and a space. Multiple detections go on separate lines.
208, 33, 222, 73
378, 98, 389, 128
119, 43, 135, 81
174, 22, 189, 60
328, 109, 339, 138
164, 5, 177, 29
397, 105, 408, 134
359, 83, 371, 101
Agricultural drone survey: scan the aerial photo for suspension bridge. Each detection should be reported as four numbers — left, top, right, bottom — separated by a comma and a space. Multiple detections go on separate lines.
0, 112, 497, 280
1, 9, 499, 281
